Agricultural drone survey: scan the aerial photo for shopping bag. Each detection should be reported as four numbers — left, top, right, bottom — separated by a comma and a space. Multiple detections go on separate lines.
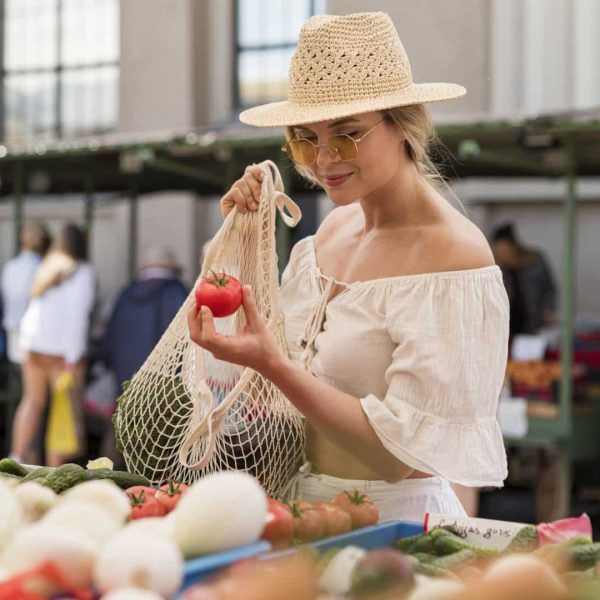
45, 371, 79, 455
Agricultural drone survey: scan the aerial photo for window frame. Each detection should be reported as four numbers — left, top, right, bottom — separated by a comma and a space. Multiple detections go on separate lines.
232, 0, 319, 110
0, 0, 119, 142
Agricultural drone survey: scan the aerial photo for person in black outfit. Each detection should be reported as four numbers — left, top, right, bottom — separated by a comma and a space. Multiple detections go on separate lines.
103, 247, 188, 392
491, 223, 557, 336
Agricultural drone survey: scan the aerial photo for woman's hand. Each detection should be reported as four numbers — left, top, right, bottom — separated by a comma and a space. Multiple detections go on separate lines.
220, 164, 265, 218
188, 285, 284, 375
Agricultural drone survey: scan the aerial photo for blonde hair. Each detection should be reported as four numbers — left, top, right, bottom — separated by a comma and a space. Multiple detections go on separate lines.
285, 104, 464, 211
31, 251, 78, 298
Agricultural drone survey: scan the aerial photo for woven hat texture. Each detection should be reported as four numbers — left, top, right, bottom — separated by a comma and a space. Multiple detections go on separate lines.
240, 12, 466, 127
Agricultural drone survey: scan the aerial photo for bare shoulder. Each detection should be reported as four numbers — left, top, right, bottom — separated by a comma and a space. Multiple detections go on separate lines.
424, 217, 496, 273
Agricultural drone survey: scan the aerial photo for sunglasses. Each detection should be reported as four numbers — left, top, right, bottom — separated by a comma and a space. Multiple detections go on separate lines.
281, 119, 385, 166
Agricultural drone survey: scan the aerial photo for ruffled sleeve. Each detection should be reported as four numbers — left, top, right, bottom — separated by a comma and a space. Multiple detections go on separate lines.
360, 268, 509, 487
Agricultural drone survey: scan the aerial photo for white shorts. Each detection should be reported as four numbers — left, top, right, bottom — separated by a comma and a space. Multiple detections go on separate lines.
292, 468, 467, 523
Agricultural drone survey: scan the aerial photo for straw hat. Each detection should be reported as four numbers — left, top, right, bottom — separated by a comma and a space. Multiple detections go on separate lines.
239, 12, 466, 127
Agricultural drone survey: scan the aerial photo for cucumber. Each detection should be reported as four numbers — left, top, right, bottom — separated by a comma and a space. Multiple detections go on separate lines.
433, 549, 478, 571
434, 534, 499, 558
44, 463, 88, 493
505, 525, 538, 553
430, 527, 456, 541
412, 552, 437, 564
407, 534, 435, 555
22, 466, 54, 482
0, 458, 29, 477
567, 542, 600, 570
394, 534, 426, 552
85, 468, 151, 489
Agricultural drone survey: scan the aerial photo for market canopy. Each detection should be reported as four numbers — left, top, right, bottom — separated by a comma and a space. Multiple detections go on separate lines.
0, 108, 599, 200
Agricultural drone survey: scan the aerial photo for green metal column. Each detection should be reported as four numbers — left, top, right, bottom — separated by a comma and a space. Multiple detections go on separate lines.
559, 138, 577, 436
13, 162, 24, 256
83, 169, 94, 243
128, 182, 139, 281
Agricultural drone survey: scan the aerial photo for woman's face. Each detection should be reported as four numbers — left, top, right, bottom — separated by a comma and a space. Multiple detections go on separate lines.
291, 111, 407, 205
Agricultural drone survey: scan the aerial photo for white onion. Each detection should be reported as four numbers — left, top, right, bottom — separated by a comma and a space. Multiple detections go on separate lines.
173, 471, 267, 558
0, 481, 24, 554
13, 481, 57, 522
61, 480, 131, 524
94, 531, 183, 597
101, 587, 164, 600
122, 516, 174, 540
0, 524, 98, 589
43, 499, 121, 545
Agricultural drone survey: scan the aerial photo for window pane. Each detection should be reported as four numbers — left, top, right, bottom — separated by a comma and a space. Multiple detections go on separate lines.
237, 0, 311, 47
62, 0, 119, 66
5, 0, 58, 70
238, 47, 295, 105
4, 72, 57, 142
61, 66, 118, 137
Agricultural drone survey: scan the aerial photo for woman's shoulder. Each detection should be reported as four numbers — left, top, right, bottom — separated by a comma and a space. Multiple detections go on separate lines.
419, 215, 496, 274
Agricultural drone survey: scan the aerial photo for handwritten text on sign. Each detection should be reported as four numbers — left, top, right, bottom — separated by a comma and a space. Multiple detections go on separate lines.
425, 513, 526, 550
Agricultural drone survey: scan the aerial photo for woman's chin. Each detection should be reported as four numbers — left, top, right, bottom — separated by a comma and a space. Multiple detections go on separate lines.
325, 189, 359, 206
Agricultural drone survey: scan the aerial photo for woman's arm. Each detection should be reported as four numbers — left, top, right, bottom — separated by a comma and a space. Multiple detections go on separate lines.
188, 287, 414, 483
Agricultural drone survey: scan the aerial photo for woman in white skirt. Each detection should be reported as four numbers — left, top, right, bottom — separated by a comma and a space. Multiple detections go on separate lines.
189, 12, 509, 523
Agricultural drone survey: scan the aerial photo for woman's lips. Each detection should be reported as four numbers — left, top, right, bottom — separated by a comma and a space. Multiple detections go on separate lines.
323, 173, 352, 187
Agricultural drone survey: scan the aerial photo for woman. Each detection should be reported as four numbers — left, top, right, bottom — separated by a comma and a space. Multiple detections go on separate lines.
188, 12, 509, 521
11, 224, 95, 467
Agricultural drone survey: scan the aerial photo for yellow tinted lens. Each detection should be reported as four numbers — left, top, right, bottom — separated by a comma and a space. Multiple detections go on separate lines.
286, 139, 316, 165
329, 135, 357, 160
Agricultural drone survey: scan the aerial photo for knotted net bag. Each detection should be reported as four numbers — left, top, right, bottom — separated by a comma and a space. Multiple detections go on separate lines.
113, 160, 306, 496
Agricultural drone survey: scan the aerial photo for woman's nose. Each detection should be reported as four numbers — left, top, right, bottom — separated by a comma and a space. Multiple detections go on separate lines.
315, 143, 341, 169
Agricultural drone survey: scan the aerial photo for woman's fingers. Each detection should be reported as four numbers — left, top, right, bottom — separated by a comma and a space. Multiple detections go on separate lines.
242, 285, 263, 330
220, 165, 265, 218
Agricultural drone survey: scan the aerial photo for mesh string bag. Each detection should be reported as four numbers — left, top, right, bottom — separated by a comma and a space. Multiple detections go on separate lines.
113, 160, 306, 497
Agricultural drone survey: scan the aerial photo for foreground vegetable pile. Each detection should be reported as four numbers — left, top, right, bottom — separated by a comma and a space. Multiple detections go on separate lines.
184, 522, 600, 600
0, 457, 381, 598
3, 455, 600, 599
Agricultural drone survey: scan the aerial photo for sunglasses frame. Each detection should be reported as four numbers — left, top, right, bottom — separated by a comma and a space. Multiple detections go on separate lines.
281, 119, 386, 166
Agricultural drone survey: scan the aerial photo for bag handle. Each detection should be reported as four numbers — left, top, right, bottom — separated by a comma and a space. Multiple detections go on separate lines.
179, 160, 301, 470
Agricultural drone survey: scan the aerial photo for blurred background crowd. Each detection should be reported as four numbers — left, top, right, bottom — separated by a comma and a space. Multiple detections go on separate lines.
0, 0, 599, 526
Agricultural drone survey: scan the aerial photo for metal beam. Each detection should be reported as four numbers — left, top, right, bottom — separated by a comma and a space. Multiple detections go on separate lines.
143, 156, 225, 188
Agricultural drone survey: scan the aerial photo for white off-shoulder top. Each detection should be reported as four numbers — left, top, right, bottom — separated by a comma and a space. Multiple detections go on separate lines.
280, 235, 509, 487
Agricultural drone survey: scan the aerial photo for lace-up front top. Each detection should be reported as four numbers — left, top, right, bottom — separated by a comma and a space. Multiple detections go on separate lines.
280, 235, 510, 487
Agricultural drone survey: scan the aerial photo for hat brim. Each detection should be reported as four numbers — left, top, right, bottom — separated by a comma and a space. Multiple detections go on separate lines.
239, 82, 466, 127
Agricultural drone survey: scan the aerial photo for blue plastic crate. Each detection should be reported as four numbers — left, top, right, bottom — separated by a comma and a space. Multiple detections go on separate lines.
179, 520, 423, 596
307, 520, 423, 553
180, 540, 271, 592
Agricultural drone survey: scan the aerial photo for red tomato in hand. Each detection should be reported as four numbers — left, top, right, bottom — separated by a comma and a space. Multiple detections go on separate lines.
127, 489, 167, 519
288, 501, 324, 542
195, 271, 243, 318
260, 498, 295, 549
313, 502, 352, 537
331, 490, 379, 529
155, 480, 189, 513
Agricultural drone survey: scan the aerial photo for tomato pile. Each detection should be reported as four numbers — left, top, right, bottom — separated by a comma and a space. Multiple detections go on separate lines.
260, 490, 379, 549
125, 480, 189, 519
